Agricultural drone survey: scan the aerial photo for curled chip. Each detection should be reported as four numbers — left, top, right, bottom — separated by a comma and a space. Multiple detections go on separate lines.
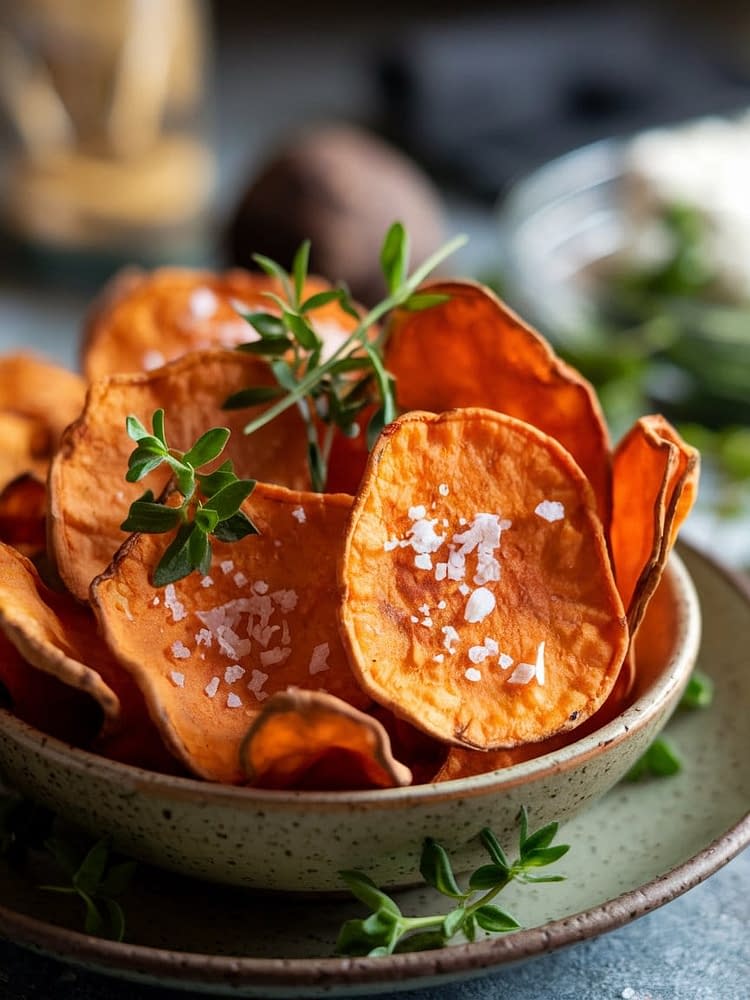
82, 268, 360, 380
0, 542, 174, 770
339, 409, 628, 750
0, 413, 49, 492
0, 473, 47, 560
0, 352, 86, 444
49, 349, 310, 603
92, 483, 363, 784
434, 556, 679, 783
611, 415, 699, 637
0, 542, 120, 721
240, 689, 412, 790
384, 281, 612, 526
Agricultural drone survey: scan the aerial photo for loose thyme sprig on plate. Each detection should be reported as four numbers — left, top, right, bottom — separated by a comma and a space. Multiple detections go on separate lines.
223, 222, 467, 491
41, 835, 136, 941
336, 807, 569, 957
121, 408, 258, 585
1, 790, 135, 941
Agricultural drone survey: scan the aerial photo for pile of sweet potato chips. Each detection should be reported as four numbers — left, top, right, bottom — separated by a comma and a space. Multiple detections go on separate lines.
0, 269, 699, 790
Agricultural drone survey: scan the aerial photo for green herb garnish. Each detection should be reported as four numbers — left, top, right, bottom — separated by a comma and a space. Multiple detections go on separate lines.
121, 409, 258, 585
40, 835, 136, 941
624, 736, 683, 782
1, 787, 136, 942
336, 807, 568, 957
679, 668, 715, 710
224, 223, 467, 491
624, 667, 715, 782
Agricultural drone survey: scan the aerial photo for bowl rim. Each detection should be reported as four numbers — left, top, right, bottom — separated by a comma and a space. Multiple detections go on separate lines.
0, 551, 700, 811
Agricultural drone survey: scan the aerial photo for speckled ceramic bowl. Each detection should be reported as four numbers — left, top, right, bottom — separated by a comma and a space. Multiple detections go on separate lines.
0, 552, 700, 892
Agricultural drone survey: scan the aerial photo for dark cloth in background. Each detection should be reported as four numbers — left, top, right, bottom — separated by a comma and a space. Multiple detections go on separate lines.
379, 7, 750, 199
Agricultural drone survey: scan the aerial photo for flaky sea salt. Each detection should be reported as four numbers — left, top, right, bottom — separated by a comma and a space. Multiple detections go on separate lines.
169, 671, 185, 688
464, 587, 496, 623
309, 642, 330, 675
226, 692, 243, 708
247, 669, 269, 701
224, 664, 245, 684
260, 646, 291, 668
142, 349, 165, 371
442, 625, 459, 654
170, 640, 191, 659
535, 500, 565, 523
465, 667, 482, 682
164, 583, 187, 622
204, 676, 220, 698
508, 662, 535, 685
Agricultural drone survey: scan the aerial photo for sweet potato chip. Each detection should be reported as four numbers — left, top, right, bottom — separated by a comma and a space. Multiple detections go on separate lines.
0, 412, 49, 491
339, 409, 628, 750
91, 483, 364, 783
0, 353, 86, 443
0, 543, 181, 771
384, 281, 612, 526
434, 560, 679, 783
0, 542, 120, 721
0, 473, 47, 560
82, 268, 360, 380
611, 415, 699, 636
240, 689, 412, 790
49, 349, 310, 602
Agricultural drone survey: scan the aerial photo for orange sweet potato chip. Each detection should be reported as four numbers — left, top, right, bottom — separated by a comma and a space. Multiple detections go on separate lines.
49, 349, 310, 603
91, 483, 364, 783
0, 543, 191, 771
82, 268, 360, 380
434, 556, 679, 783
0, 412, 49, 492
611, 415, 699, 636
0, 542, 120, 721
0, 542, 177, 770
339, 409, 628, 750
0, 473, 47, 560
0, 353, 86, 444
240, 688, 412, 790
384, 281, 612, 526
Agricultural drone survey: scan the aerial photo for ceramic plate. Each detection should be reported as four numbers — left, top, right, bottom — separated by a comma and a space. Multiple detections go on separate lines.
0, 544, 748, 997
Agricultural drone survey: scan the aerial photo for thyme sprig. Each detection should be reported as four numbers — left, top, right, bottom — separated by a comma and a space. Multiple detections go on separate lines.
41, 835, 136, 941
336, 807, 568, 957
1, 789, 135, 941
121, 409, 258, 585
224, 223, 467, 491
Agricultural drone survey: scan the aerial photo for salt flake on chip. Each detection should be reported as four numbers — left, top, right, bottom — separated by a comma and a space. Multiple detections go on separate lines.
535, 500, 565, 523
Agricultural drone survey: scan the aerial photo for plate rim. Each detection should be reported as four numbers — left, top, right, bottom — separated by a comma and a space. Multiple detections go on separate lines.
1, 543, 749, 995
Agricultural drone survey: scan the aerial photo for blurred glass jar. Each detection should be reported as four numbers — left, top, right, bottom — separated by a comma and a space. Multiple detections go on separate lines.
0, 0, 215, 268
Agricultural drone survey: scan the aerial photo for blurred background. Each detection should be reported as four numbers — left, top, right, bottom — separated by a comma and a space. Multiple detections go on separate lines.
1, 0, 749, 561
